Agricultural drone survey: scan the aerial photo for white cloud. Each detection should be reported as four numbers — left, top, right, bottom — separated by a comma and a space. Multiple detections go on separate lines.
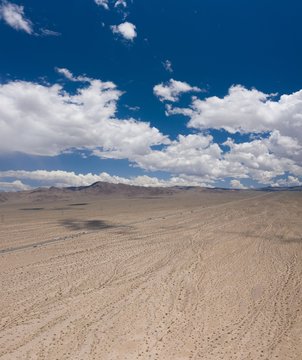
168, 85, 302, 144
111, 21, 137, 41
0, 180, 31, 192
163, 60, 173, 73
230, 179, 247, 190
224, 135, 302, 184
125, 104, 140, 112
266, 130, 302, 162
94, 0, 128, 17
272, 176, 302, 187
1, 168, 301, 191
40, 29, 61, 37
0, 69, 168, 157
162, 84, 302, 184
0, 1, 33, 34
133, 134, 231, 179
0, 170, 213, 190
55, 67, 91, 82
130, 132, 302, 185
56, 67, 76, 81
153, 79, 201, 102
0, 170, 129, 187
1, 72, 302, 188
94, 0, 109, 10
114, 0, 127, 8
165, 103, 194, 117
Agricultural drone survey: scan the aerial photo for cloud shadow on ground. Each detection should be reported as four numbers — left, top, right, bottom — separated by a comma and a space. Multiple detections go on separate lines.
60, 219, 114, 231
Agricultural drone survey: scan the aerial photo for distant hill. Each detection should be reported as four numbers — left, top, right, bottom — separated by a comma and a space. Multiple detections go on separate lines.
66, 181, 175, 196
257, 186, 302, 192
0, 181, 177, 203
0, 182, 301, 203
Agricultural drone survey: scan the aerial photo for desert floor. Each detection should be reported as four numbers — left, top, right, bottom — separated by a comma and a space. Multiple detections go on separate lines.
0, 190, 301, 360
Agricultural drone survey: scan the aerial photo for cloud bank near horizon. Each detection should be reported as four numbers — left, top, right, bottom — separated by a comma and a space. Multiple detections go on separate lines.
0, 69, 301, 190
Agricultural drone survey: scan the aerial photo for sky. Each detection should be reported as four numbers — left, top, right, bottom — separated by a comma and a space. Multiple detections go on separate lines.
0, 0, 302, 191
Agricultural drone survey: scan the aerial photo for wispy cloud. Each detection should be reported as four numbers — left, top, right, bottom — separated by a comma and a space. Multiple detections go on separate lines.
153, 79, 201, 102
0, 1, 33, 34
40, 28, 61, 37
55, 67, 91, 82
0, 1, 60, 36
162, 60, 173, 73
94, 0, 128, 10
114, 0, 127, 8
94, 0, 109, 10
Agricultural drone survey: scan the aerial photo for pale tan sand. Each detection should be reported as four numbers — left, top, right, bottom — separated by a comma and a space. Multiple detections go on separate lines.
0, 190, 301, 359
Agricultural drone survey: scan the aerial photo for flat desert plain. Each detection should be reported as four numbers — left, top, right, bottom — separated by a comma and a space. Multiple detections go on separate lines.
0, 189, 301, 360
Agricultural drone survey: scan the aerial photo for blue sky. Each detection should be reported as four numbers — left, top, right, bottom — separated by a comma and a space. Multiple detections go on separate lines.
0, 0, 302, 190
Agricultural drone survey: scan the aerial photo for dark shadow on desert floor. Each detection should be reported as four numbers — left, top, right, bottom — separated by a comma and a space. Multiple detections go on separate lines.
50, 207, 70, 211
20, 207, 44, 211
60, 219, 114, 231
68, 203, 89, 207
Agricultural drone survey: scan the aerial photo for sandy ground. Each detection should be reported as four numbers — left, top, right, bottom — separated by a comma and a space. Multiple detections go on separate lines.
0, 190, 301, 359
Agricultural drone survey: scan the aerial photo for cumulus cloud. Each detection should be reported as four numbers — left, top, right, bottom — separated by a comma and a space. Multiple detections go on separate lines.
224, 134, 302, 184
111, 21, 137, 41
162, 84, 302, 184
0, 69, 168, 157
230, 179, 247, 190
162, 60, 173, 73
1, 167, 301, 191
1, 72, 302, 188
153, 79, 201, 102
0, 180, 31, 192
130, 132, 302, 185
272, 176, 302, 187
0, 1, 33, 34
168, 85, 302, 144
0, 170, 133, 187
134, 134, 223, 177
0, 170, 213, 190
266, 130, 302, 162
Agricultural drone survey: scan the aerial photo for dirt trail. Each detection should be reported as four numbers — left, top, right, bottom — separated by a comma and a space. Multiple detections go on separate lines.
0, 191, 301, 359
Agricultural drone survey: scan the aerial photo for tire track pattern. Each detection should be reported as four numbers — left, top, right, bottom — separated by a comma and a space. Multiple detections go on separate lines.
0, 192, 301, 359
